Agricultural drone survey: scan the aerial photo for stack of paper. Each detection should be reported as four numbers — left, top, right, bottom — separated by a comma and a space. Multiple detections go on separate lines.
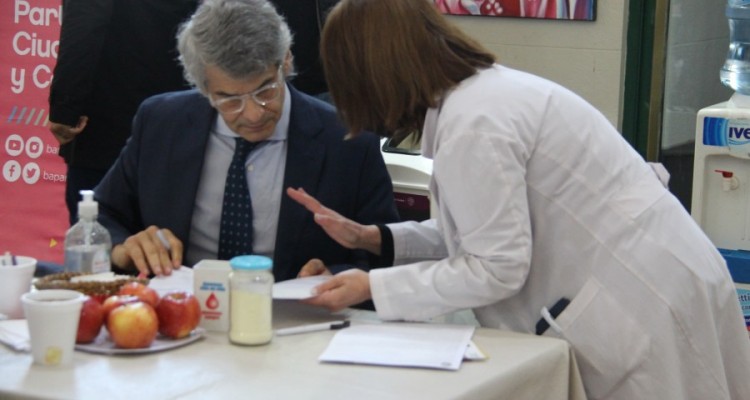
272, 275, 330, 299
319, 322, 476, 370
0, 319, 30, 352
148, 266, 194, 296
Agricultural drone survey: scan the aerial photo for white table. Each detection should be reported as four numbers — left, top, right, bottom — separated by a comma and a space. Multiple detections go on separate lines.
0, 304, 586, 400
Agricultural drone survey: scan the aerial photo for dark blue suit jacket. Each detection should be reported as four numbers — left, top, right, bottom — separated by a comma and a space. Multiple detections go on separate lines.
95, 86, 399, 281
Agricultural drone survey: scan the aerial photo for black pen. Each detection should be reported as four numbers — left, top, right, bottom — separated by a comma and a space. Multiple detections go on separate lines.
275, 320, 351, 336
535, 298, 570, 335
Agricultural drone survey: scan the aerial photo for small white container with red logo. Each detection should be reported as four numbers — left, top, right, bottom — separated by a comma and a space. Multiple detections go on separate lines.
193, 260, 231, 332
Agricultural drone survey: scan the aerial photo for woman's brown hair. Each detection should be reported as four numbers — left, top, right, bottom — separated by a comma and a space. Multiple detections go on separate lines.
321, 0, 495, 139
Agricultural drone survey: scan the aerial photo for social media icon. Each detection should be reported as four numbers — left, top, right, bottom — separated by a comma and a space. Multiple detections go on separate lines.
26, 136, 43, 159
6, 134, 24, 157
22, 162, 40, 184
3, 160, 22, 182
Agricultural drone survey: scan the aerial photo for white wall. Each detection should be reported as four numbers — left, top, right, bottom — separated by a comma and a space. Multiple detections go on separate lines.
448, 0, 628, 128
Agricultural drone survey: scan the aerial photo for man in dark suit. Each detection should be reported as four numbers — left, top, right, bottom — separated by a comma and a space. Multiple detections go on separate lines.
94, 0, 398, 281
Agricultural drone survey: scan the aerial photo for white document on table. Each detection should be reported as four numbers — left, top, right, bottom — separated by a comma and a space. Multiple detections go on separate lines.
0, 319, 30, 352
272, 275, 331, 299
319, 322, 475, 370
148, 266, 194, 296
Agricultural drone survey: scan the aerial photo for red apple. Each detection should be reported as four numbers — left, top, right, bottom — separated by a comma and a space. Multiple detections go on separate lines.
76, 295, 105, 344
117, 282, 160, 307
90, 293, 108, 304
107, 302, 159, 349
156, 291, 201, 339
101, 294, 140, 320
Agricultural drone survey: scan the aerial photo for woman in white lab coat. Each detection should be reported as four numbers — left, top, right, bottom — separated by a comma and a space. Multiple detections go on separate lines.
287, 0, 750, 398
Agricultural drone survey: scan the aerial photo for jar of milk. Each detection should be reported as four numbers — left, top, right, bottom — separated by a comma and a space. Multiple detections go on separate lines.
228, 255, 274, 345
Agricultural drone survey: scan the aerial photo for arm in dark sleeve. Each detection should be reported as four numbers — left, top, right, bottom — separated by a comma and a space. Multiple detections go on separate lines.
94, 102, 147, 245
49, 0, 113, 126
373, 224, 394, 266
327, 224, 394, 274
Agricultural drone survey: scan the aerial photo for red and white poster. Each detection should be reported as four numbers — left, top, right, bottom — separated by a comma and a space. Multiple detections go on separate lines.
0, 0, 66, 263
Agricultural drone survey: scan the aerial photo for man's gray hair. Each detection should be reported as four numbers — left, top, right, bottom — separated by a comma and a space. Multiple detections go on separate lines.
177, 0, 293, 94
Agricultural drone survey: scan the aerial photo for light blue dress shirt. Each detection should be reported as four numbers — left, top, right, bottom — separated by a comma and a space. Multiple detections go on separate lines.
185, 85, 291, 265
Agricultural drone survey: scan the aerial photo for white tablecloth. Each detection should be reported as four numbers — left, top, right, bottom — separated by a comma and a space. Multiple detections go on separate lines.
0, 303, 586, 400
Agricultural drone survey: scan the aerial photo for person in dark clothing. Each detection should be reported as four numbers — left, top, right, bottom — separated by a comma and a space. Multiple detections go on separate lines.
269, 0, 340, 98
48, 0, 200, 225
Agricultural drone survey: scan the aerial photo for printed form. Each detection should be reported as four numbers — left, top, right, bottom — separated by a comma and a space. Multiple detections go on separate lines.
319, 322, 476, 370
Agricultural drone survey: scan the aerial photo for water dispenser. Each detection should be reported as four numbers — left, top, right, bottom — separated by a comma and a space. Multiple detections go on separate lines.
692, 0, 750, 336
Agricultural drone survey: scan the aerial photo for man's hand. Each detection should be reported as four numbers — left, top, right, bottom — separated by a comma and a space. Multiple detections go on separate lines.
286, 187, 382, 255
303, 269, 371, 312
111, 226, 183, 277
49, 116, 88, 145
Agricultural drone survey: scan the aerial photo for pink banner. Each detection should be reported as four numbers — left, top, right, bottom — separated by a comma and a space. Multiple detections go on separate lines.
435, 0, 595, 20
0, 0, 66, 263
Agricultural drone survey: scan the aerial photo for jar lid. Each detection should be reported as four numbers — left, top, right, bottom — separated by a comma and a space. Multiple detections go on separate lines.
229, 255, 272, 270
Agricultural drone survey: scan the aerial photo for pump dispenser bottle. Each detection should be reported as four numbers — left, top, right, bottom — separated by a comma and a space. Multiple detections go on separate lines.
63, 190, 112, 274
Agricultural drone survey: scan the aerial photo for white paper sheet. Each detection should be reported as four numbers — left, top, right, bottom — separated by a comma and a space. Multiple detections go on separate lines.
148, 266, 194, 296
319, 322, 475, 370
464, 340, 487, 361
0, 319, 30, 352
272, 275, 331, 299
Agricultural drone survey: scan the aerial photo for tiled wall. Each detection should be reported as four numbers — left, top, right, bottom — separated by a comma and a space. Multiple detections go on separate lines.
662, 0, 731, 150
448, 0, 627, 129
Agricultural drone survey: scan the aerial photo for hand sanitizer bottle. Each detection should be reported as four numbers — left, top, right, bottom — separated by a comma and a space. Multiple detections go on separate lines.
64, 190, 112, 274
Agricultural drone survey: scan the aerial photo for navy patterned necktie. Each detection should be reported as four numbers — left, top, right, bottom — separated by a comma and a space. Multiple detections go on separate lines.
218, 138, 258, 260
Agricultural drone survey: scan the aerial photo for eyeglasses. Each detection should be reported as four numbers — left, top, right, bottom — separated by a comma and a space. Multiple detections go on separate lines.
210, 66, 283, 114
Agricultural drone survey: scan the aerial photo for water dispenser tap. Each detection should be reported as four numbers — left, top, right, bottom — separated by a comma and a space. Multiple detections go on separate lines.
715, 170, 740, 191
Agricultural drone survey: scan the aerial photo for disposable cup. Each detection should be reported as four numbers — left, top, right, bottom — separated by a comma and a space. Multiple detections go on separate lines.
0, 256, 37, 319
22, 289, 85, 367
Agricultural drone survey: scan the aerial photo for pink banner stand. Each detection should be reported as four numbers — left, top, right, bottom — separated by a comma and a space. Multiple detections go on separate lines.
0, 0, 66, 263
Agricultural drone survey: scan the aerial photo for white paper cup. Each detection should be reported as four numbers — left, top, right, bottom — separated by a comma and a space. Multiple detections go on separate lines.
22, 289, 85, 367
0, 256, 37, 319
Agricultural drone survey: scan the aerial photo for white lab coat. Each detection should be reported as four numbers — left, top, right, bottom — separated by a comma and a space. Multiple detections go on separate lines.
370, 65, 750, 399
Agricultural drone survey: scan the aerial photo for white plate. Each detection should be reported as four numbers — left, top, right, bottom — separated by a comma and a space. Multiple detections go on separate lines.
75, 327, 205, 355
